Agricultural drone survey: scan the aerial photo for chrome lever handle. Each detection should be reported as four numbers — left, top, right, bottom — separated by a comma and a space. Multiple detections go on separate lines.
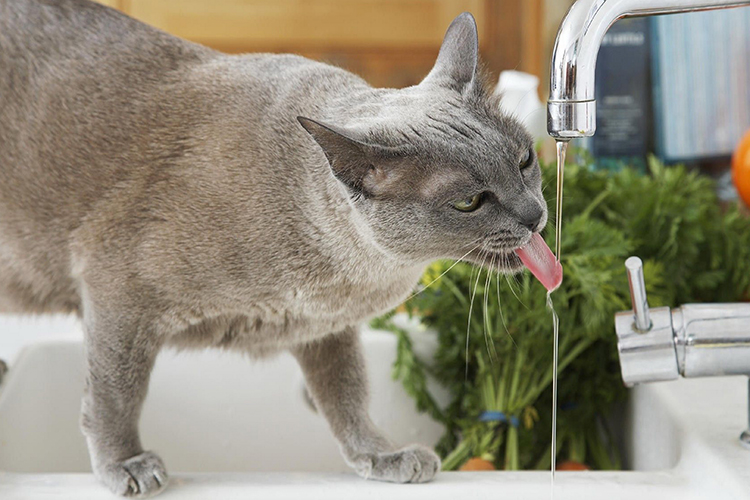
625, 256, 651, 332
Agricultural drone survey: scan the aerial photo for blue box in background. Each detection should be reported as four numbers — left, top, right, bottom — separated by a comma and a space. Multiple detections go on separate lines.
651, 8, 750, 163
588, 9, 750, 171
590, 18, 652, 172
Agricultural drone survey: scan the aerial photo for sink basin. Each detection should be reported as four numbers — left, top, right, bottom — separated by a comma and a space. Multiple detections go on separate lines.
1, 315, 749, 499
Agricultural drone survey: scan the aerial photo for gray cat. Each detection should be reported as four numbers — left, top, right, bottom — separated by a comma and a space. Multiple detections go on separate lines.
0, 0, 547, 496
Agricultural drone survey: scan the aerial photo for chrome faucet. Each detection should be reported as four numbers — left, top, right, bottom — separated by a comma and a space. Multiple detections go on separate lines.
547, 0, 750, 140
615, 256, 750, 446
616, 257, 750, 386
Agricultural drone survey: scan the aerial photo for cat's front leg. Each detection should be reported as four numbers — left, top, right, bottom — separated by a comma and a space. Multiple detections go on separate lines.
292, 328, 440, 483
79, 298, 168, 498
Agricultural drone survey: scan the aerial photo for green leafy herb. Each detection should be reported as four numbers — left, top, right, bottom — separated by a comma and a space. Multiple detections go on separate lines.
374, 155, 750, 471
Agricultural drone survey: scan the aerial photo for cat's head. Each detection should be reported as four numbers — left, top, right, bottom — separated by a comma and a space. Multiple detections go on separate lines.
299, 13, 546, 272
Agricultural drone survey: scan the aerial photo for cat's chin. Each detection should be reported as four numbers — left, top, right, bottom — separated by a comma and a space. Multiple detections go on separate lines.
463, 248, 525, 274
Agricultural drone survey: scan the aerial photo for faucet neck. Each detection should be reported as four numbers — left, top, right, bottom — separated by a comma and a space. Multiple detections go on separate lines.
547, 0, 750, 139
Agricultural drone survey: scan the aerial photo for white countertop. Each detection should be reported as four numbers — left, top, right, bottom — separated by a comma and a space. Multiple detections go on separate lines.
3, 317, 750, 499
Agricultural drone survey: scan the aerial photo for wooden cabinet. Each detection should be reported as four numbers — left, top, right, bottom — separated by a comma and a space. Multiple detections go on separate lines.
95, 0, 543, 88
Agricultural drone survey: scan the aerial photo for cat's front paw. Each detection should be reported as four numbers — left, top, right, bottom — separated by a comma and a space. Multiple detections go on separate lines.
95, 451, 168, 498
352, 444, 441, 484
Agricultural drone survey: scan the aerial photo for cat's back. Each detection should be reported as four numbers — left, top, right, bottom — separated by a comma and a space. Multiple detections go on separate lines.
0, 0, 213, 311
0, 2, 206, 217
0, 0, 211, 208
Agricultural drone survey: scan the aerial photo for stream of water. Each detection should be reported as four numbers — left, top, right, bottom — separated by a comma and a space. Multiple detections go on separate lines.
554, 141, 567, 260
550, 139, 568, 496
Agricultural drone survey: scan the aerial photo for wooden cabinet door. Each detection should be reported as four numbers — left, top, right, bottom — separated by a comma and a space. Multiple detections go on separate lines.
95, 0, 543, 88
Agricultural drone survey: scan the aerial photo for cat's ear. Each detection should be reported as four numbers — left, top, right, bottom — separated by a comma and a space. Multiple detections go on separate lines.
297, 116, 386, 194
421, 12, 478, 92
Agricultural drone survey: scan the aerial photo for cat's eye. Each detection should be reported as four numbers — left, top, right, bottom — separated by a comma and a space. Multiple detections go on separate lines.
452, 193, 482, 212
520, 148, 534, 170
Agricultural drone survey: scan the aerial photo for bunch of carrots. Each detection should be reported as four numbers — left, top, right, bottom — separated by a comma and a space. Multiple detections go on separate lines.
376, 154, 750, 471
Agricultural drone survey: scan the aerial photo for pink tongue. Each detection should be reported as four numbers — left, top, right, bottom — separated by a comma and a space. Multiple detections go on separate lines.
514, 233, 563, 292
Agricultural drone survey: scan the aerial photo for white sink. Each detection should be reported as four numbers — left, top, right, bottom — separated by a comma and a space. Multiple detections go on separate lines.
1, 315, 749, 499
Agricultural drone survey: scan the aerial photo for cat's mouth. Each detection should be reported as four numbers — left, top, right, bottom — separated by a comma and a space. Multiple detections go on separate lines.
465, 246, 525, 273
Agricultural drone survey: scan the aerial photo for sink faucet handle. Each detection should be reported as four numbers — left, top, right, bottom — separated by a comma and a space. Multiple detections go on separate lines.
625, 256, 651, 332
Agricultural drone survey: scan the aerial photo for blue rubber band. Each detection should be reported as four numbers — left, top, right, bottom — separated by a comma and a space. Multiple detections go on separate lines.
479, 411, 507, 423
479, 411, 519, 427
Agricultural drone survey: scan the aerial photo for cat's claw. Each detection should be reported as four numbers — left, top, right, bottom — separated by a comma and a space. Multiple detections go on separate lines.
96, 451, 168, 498
353, 444, 441, 484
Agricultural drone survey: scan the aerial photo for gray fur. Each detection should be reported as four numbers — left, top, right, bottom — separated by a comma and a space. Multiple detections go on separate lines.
0, 1, 546, 496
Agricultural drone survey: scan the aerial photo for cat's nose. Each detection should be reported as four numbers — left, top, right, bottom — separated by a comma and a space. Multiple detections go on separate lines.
518, 204, 544, 232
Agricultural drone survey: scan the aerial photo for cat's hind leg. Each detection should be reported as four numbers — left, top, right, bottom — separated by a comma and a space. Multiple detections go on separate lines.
292, 328, 440, 483
79, 292, 168, 497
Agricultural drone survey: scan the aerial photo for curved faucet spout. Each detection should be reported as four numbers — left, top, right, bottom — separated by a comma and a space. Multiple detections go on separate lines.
547, 0, 750, 139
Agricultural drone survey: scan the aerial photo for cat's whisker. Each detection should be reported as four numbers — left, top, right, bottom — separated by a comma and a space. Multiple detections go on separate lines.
496, 270, 517, 350
518, 106, 546, 128
465, 248, 487, 380
509, 86, 540, 119
505, 272, 529, 310
481, 257, 489, 361
401, 240, 483, 305
483, 254, 497, 363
